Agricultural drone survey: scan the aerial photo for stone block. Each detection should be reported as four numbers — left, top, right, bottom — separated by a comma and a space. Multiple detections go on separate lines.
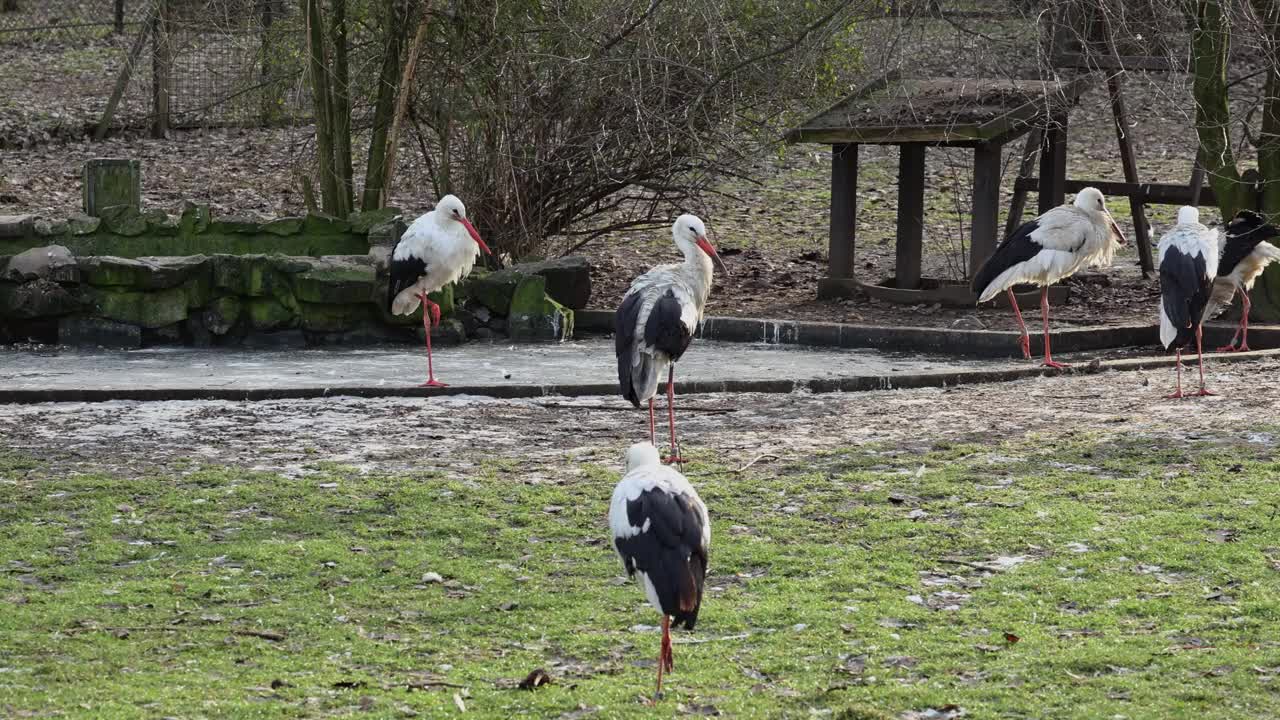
4, 245, 77, 283
292, 257, 376, 304
461, 268, 521, 314
211, 254, 308, 297
299, 302, 372, 332
347, 207, 402, 234
262, 217, 305, 236
80, 255, 209, 290
59, 316, 142, 348
67, 213, 101, 236
82, 158, 141, 217
203, 296, 241, 335
461, 256, 592, 312
88, 286, 188, 328
1, 279, 81, 319
245, 296, 299, 331
179, 202, 211, 234
97, 205, 148, 236
506, 275, 574, 342
0, 215, 35, 240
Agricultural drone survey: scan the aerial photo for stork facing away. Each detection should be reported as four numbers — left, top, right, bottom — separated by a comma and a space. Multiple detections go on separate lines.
615, 214, 728, 464
1158, 206, 1219, 399
609, 442, 710, 700
971, 187, 1126, 369
388, 195, 492, 387
1203, 210, 1280, 353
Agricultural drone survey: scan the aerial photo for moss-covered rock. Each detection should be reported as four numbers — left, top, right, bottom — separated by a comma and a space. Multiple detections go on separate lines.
179, 202, 211, 235
211, 254, 308, 297
292, 258, 376, 304
209, 217, 261, 235
461, 268, 521, 314
34, 218, 69, 237
302, 214, 352, 235
246, 296, 299, 330
348, 208, 402, 235
80, 255, 209, 290
506, 275, 574, 342
203, 295, 241, 334
4, 245, 78, 283
262, 217, 304, 236
97, 205, 148, 237
1, 279, 81, 319
144, 209, 179, 235
89, 286, 189, 328
67, 213, 101, 236
299, 302, 373, 332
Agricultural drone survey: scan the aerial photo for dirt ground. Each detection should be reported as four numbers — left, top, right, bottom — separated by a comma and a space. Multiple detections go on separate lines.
3, 356, 1276, 479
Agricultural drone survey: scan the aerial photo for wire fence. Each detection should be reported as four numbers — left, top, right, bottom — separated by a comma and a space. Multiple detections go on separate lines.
0, 0, 310, 128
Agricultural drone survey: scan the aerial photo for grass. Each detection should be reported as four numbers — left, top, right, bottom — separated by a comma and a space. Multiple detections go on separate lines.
1, 432, 1278, 719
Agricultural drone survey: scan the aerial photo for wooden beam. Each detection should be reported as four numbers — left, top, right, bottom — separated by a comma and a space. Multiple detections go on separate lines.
1039, 114, 1068, 213
95, 0, 157, 141
1108, 76, 1154, 276
1006, 128, 1042, 236
827, 143, 857, 280
1014, 178, 1220, 207
896, 144, 926, 290
971, 142, 1002, 278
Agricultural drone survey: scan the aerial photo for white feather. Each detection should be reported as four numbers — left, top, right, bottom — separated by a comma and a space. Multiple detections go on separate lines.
608, 443, 710, 550
1156, 214, 1218, 349
390, 199, 482, 315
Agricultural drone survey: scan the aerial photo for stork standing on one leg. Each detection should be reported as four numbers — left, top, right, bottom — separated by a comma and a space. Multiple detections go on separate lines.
1203, 210, 1280, 352
388, 195, 492, 387
1158, 206, 1219, 399
609, 442, 710, 701
615, 214, 728, 464
971, 187, 1127, 369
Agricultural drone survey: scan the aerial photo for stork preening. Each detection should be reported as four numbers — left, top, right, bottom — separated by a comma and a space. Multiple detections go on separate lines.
1203, 210, 1280, 353
609, 442, 710, 699
1158, 206, 1219, 399
971, 187, 1127, 368
387, 195, 492, 387
615, 214, 728, 463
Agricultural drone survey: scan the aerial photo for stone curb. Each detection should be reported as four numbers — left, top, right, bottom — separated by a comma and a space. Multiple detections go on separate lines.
2, 348, 1275, 405
575, 310, 1277, 358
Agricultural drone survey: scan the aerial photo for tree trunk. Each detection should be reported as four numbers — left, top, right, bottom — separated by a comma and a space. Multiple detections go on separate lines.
361, 0, 407, 210
1, 0, 20, 13
383, 4, 432, 203
304, 0, 340, 215
1251, 0, 1280, 319
1189, 0, 1247, 218
330, 0, 353, 217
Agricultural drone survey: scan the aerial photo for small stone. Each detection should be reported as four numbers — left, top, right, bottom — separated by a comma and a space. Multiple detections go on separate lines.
421, 572, 444, 584
97, 205, 148, 236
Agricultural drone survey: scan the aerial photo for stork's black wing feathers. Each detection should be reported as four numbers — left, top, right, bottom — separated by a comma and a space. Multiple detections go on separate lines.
1160, 245, 1211, 350
971, 219, 1043, 296
615, 290, 645, 407
387, 251, 428, 311
1219, 232, 1267, 279
614, 488, 707, 629
644, 290, 693, 363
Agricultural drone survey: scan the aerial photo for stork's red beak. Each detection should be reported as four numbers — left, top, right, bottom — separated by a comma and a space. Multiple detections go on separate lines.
460, 217, 492, 255
1105, 211, 1127, 246
695, 236, 729, 276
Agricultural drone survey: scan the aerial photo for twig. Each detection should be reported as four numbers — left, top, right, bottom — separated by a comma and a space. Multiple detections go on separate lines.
234, 628, 287, 641
408, 680, 469, 690
938, 558, 988, 570
734, 453, 780, 474
673, 632, 750, 645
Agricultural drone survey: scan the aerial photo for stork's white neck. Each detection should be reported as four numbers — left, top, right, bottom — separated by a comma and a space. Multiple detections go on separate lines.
680, 245, 715, 308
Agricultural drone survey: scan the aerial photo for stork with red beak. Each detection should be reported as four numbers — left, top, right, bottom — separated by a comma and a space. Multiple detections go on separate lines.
388, 194, 492, 387
971, 187, 1127, 369
615, 214, 728, 464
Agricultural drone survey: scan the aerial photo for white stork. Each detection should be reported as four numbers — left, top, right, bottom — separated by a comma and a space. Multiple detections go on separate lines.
387, 194, 492, 387
971, 187, 1126, 368
615, 214, 728, 463
1203, 209, 1280, 352
1158, 206, 1219, 399
609, 442, 710, 700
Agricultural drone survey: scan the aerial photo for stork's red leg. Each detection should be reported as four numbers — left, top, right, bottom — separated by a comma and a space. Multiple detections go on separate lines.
1216, 288, 1243, 352
654, 615, 670, 698
418, 294, 447, 388
1166, 349, 1185, 399
1007, 288, 1031, 360
1040, 287, 1070, 370
663, 367, 684, 465
1194, 324, 1216, 396
1238, 292, 1252, 352
648, 398, 657, 446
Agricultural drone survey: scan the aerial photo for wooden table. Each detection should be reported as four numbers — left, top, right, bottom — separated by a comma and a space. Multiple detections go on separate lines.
785, 72, 1091, 304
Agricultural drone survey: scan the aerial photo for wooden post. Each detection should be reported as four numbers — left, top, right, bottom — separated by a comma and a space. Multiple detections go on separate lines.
83, 159, 142, 216
1107, 75, 1154, 276
971, 142, 1002, 278
114, 0, 125, 32
1005, 128, 1042, 237
151, 0, 171, 138
827, 143, 858, 280
1039, 113, 1068, 214
895, 144, 926, 289
95, 0, 157, 141
1189, 155, 1206, 208
1, 0, 20, 12
259, 0, 279, 123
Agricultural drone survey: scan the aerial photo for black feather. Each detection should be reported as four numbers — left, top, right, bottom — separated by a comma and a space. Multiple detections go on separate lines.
1219, 210, 1278, 278
971, 219, 1044, 296
1160, 245, 1211, 350
614, 291, 645, 407
614, 488, 708, 629
387, 249, 428, 312
644, 290, 693, 363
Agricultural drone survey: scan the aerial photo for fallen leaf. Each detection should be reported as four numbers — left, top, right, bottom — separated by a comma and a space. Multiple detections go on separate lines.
1003, 632, 1020, 644
453, 692, 467, 712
